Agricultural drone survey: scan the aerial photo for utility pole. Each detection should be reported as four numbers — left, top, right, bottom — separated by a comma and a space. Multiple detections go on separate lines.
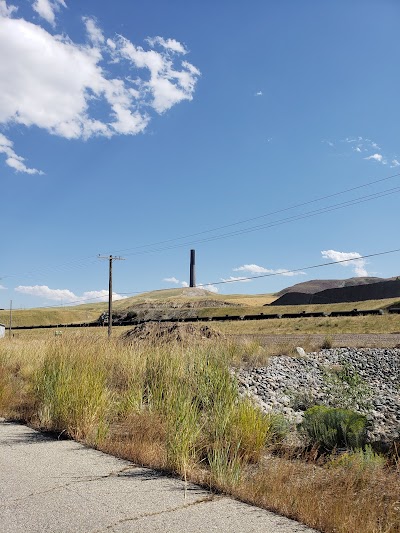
9, 300, 12, 339
98, 255, 125, 338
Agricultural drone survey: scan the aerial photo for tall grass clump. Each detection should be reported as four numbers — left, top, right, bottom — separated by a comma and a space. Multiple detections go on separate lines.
34, 337, 115, 443
1, 333, 399, 533
109, 341, 278, 481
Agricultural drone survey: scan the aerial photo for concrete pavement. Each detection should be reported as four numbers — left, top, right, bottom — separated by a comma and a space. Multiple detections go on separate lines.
0, 419, 318, 532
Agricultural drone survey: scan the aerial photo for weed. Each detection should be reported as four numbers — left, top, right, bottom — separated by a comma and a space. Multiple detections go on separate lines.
300, 405, 367, 451
320, 336, 333, 349
328, 445, 386, 472
323, 362, 372, 411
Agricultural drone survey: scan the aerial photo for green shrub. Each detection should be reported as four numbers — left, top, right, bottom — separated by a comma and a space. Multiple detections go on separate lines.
327, 445, 386, 472
300, 405, 367, 451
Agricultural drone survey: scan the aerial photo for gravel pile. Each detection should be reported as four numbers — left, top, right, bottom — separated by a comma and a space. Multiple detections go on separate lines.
237, 348, 400, 444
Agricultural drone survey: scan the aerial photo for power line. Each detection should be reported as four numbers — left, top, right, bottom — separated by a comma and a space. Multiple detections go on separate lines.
0, 256, 98, 281
6, 247, 400, 312
107, 170, 400, 255
120, 185, 400, 257
195, 247, 400, 287
3, 171, 400, 282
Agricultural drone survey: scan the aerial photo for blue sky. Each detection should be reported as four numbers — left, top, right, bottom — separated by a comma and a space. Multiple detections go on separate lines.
1, 0, 400, 309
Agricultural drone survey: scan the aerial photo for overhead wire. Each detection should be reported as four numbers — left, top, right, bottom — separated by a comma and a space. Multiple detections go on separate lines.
3, 170, 400, 280
121, 185, 400, 257
194, 247, 400, 287
9, 247, 400, 310
107, 170, 400, 255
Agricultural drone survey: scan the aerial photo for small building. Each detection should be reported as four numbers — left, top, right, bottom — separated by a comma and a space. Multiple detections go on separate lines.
0, 324, 5, 339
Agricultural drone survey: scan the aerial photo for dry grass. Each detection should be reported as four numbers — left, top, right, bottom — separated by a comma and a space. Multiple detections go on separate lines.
231, 455, 400, 533
0, 334, 399, 533
214, 314, 400, 335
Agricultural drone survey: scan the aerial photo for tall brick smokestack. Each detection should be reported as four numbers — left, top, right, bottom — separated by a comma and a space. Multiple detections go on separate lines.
190, 249, 196, 288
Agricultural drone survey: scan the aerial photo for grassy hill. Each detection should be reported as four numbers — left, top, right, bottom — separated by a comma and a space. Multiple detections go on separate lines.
2, 285, 400, 328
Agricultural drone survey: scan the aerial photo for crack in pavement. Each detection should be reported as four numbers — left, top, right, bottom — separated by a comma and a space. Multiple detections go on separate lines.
0, 465, 138, 507
91, 494, 221, 533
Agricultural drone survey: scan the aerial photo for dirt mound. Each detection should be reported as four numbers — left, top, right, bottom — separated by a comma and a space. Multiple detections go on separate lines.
122, 322, 221, 343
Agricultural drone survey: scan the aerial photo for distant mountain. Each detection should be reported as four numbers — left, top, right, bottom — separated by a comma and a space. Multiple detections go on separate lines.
276, 277, 387, 296
271, 278, 400, 306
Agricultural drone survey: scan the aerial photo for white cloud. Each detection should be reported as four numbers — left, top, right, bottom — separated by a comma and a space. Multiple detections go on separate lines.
163, 276, 180, 284
321, 250, 368, 277
322, 139, 334, 147
0, 284, 6, 290
113, 35, 200, 114
81, 289, 126, 302
255, 91, 263, 96
0, 7, 200, 173
0, 0, 16, 17
83, 16, 104, 45
234, 264, 268, 274
0, 133, 44, 174
202, 284, 218, 293
15, 285, 126, 303
221, 276, 252, 283
339, 137, 395, 165
181, 281, 189, 287
32, 0, 66, 26
146, 36, 187, 54
364, 153, 383, 163
391, 159, 400, 168
233, 264, 305, 277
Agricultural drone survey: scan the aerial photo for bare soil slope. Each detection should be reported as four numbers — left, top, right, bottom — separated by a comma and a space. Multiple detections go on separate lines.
271, 278, 400, 305
276, 276, 387, 296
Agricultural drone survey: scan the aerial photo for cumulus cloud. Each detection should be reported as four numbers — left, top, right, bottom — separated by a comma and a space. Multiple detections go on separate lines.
163, 277, 180, 284
81, 289, 126, 302
202, 284, 218, 293
32, 0, 66, 26
255, 91, 263, 96
0, 4, 200, 173
163, 277, 191, 288
234, 264, 268, 274
162, 277, 217, 292
321, 250, 368, 277
391, 159, 400, 168
83, 16, 104, 46
0, 284, 6, 290
0, 133, 43, 174
0, 0, 16, 16
233, 264, 306, 277
112, 34, 200, 114
15, 285, 126, 303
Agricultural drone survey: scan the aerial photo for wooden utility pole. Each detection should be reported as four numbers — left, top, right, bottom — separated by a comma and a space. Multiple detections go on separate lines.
98, 255, 125, 338
9, 300, 12, 339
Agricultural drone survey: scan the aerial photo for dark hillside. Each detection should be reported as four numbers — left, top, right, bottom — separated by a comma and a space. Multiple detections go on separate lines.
270, 279, 400, 306
276, 277, 385, 296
